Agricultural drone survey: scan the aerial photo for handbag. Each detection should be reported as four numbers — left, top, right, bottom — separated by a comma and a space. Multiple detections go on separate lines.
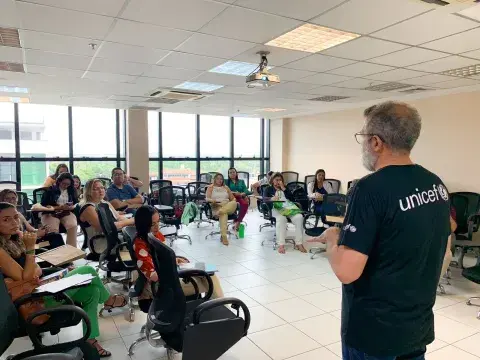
5, 278, 50, 325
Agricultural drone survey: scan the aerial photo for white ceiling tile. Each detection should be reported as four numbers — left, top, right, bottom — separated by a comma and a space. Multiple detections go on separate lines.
84, 71, 137, 83
121, 0, 226, 31
199, 7, 301, 43
97, 42, 169, 65
89, 58, 152, 76
462, 49, 480, 60
0, 46, 23, 63
216, 86, 261, 95
157, 52, 225, 71
422, 28, 480, 54
296, 73, 353, 85
329, 62, 394, 77
311, 0, 431, 34
0, 0, 21, 28
432, 78, 480, 89
132, 77, 180, 90
372, 10, 479, 45
234, 45, 310, 66
265, 81, 319, 93
271, 67, 315, 81
176, 33, 256, 59
369, 47, 449, 67
284, 54, 355, 72
25, 49, 91, 71
106, 19, 192, 49
407, 55, 480, 72
20, 30, 96, 57
26, 65, 84, 78
17, 2, 114, 38
404, 73, 458, 85
234, 0, 344, 21
330, 78, 385, 89
191, 72, 247, 87
17, 0, 126, 17
142, 65, 203, 81
364, 69, 427, 81
321, 37, 409, 61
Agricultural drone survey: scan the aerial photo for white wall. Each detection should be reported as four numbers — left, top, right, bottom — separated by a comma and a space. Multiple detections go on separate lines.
272, 91, 480, 193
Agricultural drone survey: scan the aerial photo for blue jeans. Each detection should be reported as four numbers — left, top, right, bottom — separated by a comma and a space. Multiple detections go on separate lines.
342, 342, 425, 360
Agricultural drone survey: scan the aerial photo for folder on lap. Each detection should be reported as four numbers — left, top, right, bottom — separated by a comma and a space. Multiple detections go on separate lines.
36, 245, 86, 266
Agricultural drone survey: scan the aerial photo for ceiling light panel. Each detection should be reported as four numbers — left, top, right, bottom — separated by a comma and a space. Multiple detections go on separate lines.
209, 61, 272, 76
0, 27, 21, 48
441, 64, 480, 77
309, 96, 350, 102
0, 96, 29, 103
363, 82, 415, 91
265, 24, 360, 53
256, 108, 287, 112
0, 86, 28, 93
174, 82, 224, 92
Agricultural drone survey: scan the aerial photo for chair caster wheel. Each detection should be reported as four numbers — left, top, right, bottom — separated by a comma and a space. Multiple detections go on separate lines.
467, 300, 472, 305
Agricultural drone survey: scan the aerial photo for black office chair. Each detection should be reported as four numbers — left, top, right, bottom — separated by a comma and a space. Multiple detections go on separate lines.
451, 192, 480, 268
133, 233, 251, 360
97, 202, 136, 301
0, 181, 19, 190
286, 182, 309, 211
96, 178, 112, 189
32, 188, 68, 236
204, 200, 240, 241
303, 175, 315, 192
199, 173, 213, 184
149, 180, 173, 206
15, 191, 31, 221
157, 186, 192, 246
281, 171, 299, 184
186, 182, 214, 228
463, 265, 480, 320
236, 171, 250, 189
325, 179, 341, 193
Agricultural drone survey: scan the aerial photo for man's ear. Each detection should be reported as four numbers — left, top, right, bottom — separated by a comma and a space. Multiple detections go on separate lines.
371, 135, 383, 152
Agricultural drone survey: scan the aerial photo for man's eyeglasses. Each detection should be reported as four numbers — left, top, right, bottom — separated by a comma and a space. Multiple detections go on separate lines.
354, 133, 384, 144
112, 173, 124, 177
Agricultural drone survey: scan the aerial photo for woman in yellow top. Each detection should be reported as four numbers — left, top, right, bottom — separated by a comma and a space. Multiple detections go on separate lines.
43, 163, 69, 188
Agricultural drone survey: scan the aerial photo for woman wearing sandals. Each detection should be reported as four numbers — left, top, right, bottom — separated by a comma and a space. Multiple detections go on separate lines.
263, 172, 307, 254
0, 202, 126, 357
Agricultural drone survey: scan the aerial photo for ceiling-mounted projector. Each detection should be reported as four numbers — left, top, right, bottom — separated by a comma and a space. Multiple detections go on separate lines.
246, 51, 280, 88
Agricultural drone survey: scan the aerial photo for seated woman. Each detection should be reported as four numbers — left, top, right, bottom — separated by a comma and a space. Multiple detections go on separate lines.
0, 202, 126, 357
0, 189, 64, 250
206, 173, 238, 246
79, 179, 134, 254
226, 167, 251, 231
264, 172, 307, 254
43, 163, 69, 188
133, 205, 224, 312
73, 175, 83, 200
40, 172, 78, 247
307, 169, 334, 218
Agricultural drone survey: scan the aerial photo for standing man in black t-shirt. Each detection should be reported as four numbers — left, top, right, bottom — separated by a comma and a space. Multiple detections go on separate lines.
310, 101, 450, 360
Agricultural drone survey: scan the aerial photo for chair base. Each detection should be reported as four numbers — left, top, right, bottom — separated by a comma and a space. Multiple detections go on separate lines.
167, 234, 192, 247
466, 297, 480, 320
193, 219, 215, 228
205, 230, 238, 240
259, 223, 274, 232
261, 235, 295, 251
309, 247, 326, 259
128, 325, 170, 356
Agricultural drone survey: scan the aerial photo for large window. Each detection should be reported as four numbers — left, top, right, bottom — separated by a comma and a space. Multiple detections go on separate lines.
0, 161, 16, 182
233, 160, 261, 187
148, 111, 159, 158
163, 113, 196, 158
74, 161, 118, 181
163, 161, 196, 185
200, 161, 231, 176
0, 103, 15, 156
234, 117, 261, 158
200, 115, 230, 158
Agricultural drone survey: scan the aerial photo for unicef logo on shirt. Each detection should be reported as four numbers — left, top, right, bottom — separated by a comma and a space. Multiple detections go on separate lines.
438, 184, 449, 201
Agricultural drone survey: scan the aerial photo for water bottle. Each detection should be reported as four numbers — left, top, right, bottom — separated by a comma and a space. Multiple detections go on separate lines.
238, 223, 245, 239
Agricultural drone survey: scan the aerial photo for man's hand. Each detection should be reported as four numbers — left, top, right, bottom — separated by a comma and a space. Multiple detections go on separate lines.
307, 227, 340, 245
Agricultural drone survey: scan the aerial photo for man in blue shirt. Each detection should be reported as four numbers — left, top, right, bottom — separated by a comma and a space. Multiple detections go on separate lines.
107, 167, 143, 211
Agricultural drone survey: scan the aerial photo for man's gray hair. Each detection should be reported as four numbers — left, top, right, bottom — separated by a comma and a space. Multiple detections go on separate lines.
363, 101, 421, 153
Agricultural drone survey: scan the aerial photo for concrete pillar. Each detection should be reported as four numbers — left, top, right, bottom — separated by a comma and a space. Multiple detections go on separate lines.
126, 109, 149, 193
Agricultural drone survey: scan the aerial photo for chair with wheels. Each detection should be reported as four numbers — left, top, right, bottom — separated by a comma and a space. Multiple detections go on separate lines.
236, 171, 250, 189
0, 181, 19, 191
149, 180, 173, 206
286, 182, 309, 211
462, 265, 480, 320
203, 202, 240, 241
451, 192, 480, 268
186, 182, 214, 228
304, 175, 315, 192
325, 179, 341, 193
199, 173, 213, 184
157, 186, 192, 246
128, 233, 251, 359
281, 171, 299, 184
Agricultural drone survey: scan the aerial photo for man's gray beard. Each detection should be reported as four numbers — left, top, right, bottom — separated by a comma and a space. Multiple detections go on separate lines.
362, 143, 377, 172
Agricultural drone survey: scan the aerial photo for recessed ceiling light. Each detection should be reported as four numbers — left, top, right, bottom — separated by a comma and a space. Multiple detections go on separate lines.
0, 96, 29, 103
0, 86, 29, 93
364, 82, 414, 92
440, 64, 480, 77
174, 82, 224, 92
209, 61, 272, 76
256, 108, 287, 112
265, 23, 360, 53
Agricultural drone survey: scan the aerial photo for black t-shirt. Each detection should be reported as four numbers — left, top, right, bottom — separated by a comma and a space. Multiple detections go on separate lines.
340, 165, 450, 356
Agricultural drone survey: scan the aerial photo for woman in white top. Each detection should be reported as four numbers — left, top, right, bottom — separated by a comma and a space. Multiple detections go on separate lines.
307, 169, 334, 216
79, 179, 134, 254
206, 173, 237, 246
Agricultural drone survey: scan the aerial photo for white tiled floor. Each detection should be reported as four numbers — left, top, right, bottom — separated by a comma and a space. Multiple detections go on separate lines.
3, 210, 480, 360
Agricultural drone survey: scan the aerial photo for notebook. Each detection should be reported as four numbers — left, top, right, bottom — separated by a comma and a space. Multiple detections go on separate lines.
36, 245, 86, 266
178, 262, 218, 274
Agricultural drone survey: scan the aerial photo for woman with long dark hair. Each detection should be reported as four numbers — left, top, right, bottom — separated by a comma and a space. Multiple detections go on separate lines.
42, 163, 69, 188
226, 167, 250, 231
73, 175, 82, 200
307, 169, 333, 216
133, 205, 223, 312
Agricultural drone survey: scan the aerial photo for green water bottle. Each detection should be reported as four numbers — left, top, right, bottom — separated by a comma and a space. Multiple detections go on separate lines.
238, 223, 245, 239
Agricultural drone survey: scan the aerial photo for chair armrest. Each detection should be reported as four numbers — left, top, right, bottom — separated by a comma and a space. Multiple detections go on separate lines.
178, 269, 214, 300
114, 241, 136, 270
192, 297, 250, 335
303, 213, 321, 230
15, 291, 75, 309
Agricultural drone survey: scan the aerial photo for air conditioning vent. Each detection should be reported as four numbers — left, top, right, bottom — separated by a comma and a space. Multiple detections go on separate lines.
145, 97, 180, 105
309, 96, 351, 102
399, 87, 431, 94
364, 82, 414, 92
148, 89, 208, 102
0, 62, 24, 73
0, 27, 21, 48
417, 0, 479, 5
130, 105, 161, 111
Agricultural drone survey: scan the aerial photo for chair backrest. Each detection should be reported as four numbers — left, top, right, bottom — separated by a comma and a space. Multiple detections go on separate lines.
287, 182, 309, 211
159, 186, 188, 207
33, 187, 48, 204
236, 171, 250, 188
186, 182, 209, 202
347, 179, 359, 190
130, 176, 140, 192
326, 178, 341, 193
199, 173, 212, 184
281, 171, 299, 184
304, 175, 315, 190
96, 202, 120, 258
258, 174, 266, 181
0, 271, 19, 355
97, 177, 112, 189
451, 192, 480, 234
323, 194, 347, 217
286, 181, 306, 194
0, 181, 19, 191
149, 180, 173, 200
